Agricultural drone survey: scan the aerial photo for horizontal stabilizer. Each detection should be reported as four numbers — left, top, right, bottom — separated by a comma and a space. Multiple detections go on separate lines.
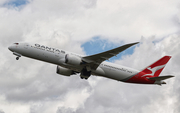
147, 75, 174, 81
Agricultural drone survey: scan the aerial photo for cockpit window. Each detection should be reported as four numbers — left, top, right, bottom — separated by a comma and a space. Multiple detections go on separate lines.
14, 43, 19, 45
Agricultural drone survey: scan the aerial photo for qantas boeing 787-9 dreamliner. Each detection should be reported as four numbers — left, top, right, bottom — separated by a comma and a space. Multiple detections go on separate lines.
8, 42, 174, 85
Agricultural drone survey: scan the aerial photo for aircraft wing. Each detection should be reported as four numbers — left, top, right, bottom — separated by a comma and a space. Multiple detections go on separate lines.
82, 42, 139, 70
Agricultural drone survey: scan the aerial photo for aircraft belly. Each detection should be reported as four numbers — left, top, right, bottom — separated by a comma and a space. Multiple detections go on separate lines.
92, 67, 105, 76
103, 69, 130, 80
94, 65, 137, 81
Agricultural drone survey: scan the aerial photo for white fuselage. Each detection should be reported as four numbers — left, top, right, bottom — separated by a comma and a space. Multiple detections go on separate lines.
8, 43, 139, 81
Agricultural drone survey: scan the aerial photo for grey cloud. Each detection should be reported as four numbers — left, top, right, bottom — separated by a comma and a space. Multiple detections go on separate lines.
0, 110, 5, 113
0, 0, 180, 113
56, 107, 75, 113
4, 64, 92, 102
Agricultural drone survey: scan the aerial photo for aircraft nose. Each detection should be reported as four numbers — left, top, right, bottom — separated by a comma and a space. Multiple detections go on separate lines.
8, 45, 14, 52
8, 43, 19, 52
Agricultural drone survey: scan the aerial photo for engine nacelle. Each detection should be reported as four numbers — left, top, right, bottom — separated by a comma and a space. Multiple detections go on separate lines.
65, 54, 82, 65
56, 66, 73, 76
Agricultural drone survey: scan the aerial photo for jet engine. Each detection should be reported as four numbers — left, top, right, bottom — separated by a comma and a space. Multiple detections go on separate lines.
56, 66, 74, 76
65, 54, 82, 65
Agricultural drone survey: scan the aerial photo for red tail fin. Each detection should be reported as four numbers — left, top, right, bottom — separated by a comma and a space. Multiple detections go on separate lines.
141, 56, 171, 77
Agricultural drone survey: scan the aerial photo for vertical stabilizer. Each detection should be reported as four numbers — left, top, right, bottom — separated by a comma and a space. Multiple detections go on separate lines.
141, 56, 171, 77
126, 56, 172, 84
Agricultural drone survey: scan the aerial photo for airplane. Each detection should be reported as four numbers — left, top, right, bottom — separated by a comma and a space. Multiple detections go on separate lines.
8, 42, 174, 85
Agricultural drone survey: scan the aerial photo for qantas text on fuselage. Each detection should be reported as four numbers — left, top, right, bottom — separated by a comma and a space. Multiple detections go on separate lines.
8, 42, 174, 85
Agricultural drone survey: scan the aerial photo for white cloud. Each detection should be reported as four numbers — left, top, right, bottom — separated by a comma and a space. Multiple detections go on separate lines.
0, 0, 180, 113
1, 0, 179, 45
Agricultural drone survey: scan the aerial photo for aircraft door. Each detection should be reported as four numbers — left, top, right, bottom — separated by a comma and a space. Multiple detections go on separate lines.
24, 43, 29, 49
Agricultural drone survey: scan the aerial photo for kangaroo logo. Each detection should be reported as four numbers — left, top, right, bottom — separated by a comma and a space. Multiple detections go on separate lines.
142, 64, 165, 77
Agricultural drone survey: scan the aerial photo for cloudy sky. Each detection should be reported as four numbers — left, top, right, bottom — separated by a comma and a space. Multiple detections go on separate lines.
0, 0, 180, 113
